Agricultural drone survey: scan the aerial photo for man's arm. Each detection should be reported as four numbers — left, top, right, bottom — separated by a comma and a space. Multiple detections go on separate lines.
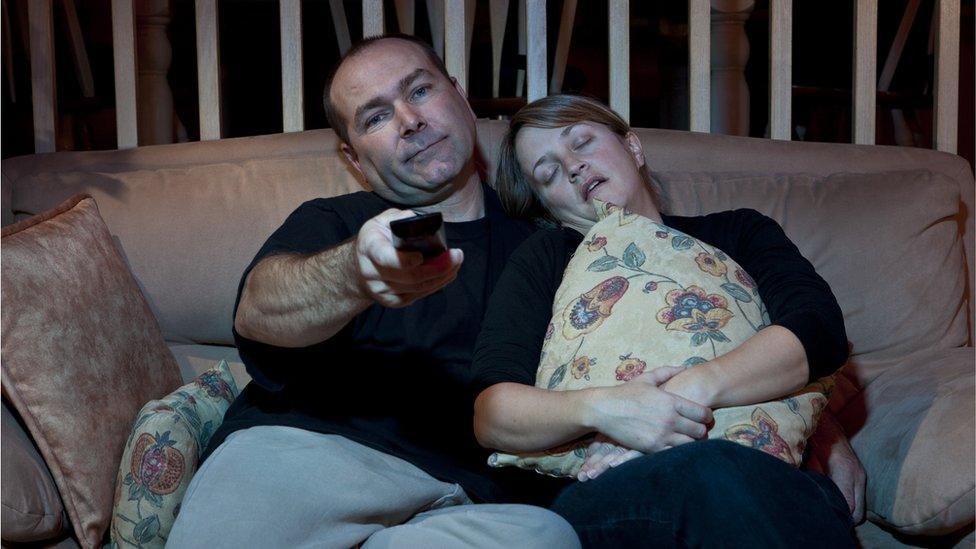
234, 240, 369, 348
235, 208, 463, 348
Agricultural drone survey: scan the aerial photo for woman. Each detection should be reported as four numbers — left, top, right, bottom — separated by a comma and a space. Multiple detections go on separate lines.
470, 95, 858, 547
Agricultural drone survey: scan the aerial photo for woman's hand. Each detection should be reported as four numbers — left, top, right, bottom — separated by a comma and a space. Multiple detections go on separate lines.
577, 435, 643, 482
585, 366, 713, 454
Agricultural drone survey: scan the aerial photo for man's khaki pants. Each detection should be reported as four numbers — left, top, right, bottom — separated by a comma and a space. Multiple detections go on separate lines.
167, 426, 580, 548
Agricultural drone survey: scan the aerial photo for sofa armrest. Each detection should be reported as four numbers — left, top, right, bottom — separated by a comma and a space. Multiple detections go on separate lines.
839, 347, 974, 536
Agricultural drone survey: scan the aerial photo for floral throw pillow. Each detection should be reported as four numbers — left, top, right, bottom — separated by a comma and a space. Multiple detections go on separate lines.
489, 202, 832, 477
108, 360, 239, 548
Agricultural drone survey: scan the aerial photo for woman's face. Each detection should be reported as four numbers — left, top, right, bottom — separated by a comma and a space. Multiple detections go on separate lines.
515, 121, 659, 233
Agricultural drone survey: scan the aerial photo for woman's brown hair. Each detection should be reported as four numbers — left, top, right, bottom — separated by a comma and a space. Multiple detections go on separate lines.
496, 94, 662, 224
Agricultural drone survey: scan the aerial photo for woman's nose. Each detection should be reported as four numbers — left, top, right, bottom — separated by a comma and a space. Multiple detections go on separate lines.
569, 161, 588, 182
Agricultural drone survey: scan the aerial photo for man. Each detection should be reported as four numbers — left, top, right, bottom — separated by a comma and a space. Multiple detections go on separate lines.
168, 34, 579, 548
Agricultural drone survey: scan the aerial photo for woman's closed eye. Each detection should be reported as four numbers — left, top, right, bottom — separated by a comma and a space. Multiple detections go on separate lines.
544, 165, 560, 184
572, 137, 592, 150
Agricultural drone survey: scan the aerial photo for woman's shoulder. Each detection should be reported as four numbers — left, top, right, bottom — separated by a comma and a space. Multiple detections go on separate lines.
663, 207, 769, 226
663, 208, 778, 235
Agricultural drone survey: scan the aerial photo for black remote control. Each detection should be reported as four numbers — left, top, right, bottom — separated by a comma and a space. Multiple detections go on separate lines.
390, 212, 447, 259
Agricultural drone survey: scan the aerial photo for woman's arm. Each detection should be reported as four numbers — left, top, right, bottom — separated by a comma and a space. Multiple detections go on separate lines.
661, 209, 849, 408
471, 229, 711, 454
475, 367, 710, 453
661, 325, 807, 408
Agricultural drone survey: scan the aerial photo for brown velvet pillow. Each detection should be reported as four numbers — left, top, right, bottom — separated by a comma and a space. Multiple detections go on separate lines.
1, 195, 182, 548
1, 399, 69, 543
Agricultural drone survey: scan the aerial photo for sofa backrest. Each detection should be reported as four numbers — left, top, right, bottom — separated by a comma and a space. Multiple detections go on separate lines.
3, 122, 972, 363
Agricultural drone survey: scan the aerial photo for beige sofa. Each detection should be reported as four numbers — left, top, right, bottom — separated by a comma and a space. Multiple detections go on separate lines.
2, 121, 973, 547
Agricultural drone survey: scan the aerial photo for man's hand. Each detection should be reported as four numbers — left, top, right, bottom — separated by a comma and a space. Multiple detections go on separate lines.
586, 366, 713, 454
805, 411, 865, 524
355, 209, 463, 308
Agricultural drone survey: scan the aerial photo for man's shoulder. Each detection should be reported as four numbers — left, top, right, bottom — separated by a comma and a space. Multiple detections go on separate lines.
302, 191, 387, 213
292, 191, 388, 229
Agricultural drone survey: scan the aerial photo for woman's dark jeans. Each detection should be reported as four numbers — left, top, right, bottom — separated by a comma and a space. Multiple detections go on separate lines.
550, 439, 855, 548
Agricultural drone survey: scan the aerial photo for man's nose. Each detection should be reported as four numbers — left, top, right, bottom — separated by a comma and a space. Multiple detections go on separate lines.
398, 104, 427, 138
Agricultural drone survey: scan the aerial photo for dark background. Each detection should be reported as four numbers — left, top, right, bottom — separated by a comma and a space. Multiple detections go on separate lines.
2, 0, 973, 169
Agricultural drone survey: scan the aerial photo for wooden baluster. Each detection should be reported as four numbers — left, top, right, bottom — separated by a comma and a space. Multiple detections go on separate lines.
64, 0, 95, 98
550, 0, 576, 94
525, 0, 546, 102
363, 0, 383, 37
137, 0, 174, 145
688, 0, 710, 132
445, 0, 467, 88
281, 0, 304, 132
490, 0, 509, 98
329, 0, 351, 55
112, 0, 137, 148
710, 0, 754, 136
853, 0, 877, 144
769, 0, 792, 140
195, 0, 221, 140
934, 0, 959, 153
608, 0, 629, 121
428, 0, 445, 58
516, 0, 526, 97
394, 0, 414, 34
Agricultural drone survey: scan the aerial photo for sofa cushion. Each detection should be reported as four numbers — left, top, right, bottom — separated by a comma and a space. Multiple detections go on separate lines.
110, 361, 239, 548
1, 400, 68, 543
490, 201, 831, 477
840, 346, 974, 536
1, 195, 183, 548
657, 170, 967, 388
7, 146, 365, 346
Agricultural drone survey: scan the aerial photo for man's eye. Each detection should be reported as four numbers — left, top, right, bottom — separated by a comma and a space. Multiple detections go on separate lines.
365, 113, 387, 128
411, 86, 430, 100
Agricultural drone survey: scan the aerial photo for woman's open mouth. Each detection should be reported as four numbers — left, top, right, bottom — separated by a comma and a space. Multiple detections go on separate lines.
582, 176, 607, 201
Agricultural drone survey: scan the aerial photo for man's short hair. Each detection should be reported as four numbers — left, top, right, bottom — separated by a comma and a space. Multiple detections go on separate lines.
323, 34, 451, 144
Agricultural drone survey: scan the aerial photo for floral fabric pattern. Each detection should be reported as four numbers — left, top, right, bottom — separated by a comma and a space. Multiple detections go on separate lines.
489, 200, 832, 478
108, 361, 239, 548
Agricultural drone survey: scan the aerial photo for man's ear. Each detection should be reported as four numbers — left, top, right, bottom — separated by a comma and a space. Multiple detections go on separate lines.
451, 76, 468, 99
451, 77, 478, 120
624, 132, 646, 169
340, 142, 364, 177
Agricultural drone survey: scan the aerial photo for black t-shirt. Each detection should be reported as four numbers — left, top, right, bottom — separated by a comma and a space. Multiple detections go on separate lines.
471, 209, 849, 398
203, 185, 537, 503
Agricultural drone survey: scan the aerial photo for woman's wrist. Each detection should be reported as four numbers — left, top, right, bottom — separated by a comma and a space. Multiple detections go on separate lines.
577, 386, 610, 433
661, 364, 722, 408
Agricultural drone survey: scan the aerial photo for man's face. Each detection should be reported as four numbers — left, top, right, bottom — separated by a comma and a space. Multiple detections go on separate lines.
331, 40, 478, 206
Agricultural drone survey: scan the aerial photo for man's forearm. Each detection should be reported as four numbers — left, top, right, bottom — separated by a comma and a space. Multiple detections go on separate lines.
473, 383, 596, 453
234, 239, 373, 348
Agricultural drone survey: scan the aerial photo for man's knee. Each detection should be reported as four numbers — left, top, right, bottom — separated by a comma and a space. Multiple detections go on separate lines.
362, 504, 580, 549
512, 505, 581, 548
